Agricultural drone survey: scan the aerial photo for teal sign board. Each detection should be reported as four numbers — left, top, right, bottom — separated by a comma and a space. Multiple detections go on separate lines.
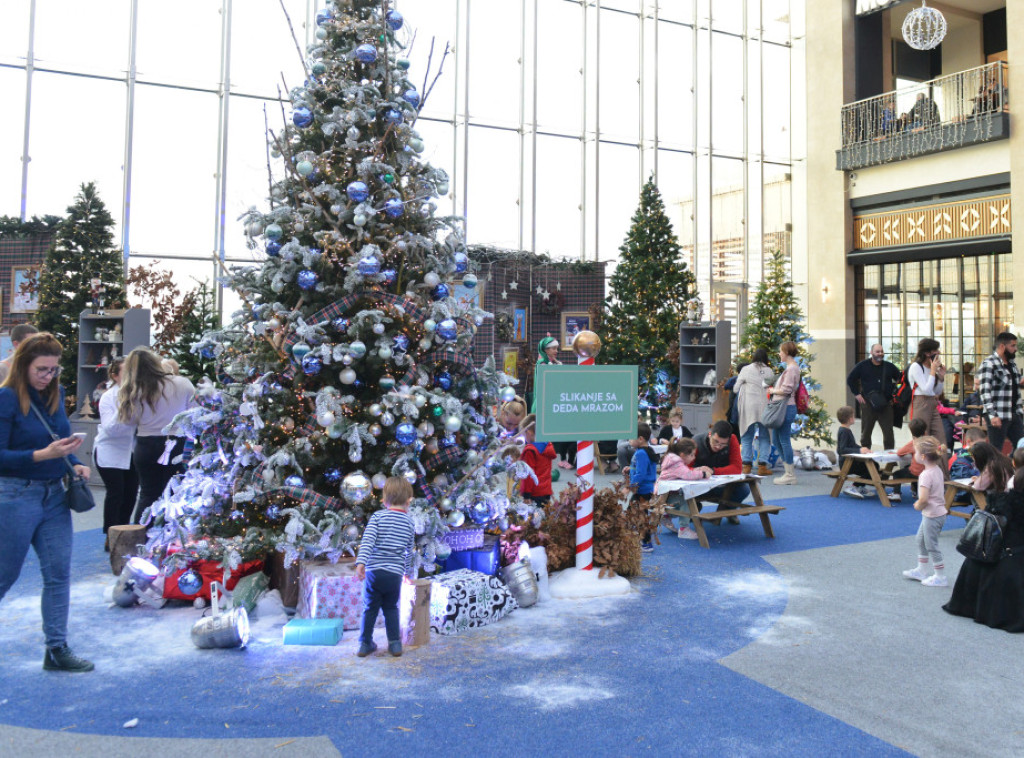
534, 364, 638, 442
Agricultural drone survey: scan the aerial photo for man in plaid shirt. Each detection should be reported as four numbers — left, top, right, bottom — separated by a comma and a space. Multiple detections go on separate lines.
976, 331, 1024, 451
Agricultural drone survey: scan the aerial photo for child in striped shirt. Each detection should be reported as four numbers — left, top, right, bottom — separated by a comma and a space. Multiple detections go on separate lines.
355, 477, 416, 658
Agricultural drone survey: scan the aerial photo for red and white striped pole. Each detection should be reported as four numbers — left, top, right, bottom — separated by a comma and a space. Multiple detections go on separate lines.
571, 331, 601, 571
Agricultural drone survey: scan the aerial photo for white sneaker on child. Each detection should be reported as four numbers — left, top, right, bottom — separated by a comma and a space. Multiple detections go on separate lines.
842, 484, 865, 499
921, 574, 949, 587
856, 485, 875, 498
888, 490, 902, 502
677, 526, 700, 540
902, 567, 928, 581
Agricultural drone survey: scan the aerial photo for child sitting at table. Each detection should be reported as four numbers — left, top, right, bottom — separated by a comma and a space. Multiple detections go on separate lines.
969, 442, 1014, 494
655, 438, 713, 541
892, 417, 930, 501
949, 426, 985, 480
836, 405, 884, 499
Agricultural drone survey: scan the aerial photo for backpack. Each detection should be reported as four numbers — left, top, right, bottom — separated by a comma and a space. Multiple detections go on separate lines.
795, 380, 809, 414
892, 364, 914, 416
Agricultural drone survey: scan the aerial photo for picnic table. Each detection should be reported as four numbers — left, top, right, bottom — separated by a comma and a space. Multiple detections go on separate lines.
944, 477, 987, 520
825, 451, 914, 508
659, 474, 784, 549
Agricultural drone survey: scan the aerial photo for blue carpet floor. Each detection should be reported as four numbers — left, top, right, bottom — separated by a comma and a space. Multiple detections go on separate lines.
0, 494, 961, 755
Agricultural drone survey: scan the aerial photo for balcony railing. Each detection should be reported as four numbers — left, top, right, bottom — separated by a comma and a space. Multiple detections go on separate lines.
836, 62, 1009, 171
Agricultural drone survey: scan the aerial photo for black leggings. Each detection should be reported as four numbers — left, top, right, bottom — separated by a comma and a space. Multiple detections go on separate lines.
94, 451, 140, 534
133, 436, 185, 523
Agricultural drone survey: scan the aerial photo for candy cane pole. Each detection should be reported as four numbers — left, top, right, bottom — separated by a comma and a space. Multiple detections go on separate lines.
571, 331, 602, 570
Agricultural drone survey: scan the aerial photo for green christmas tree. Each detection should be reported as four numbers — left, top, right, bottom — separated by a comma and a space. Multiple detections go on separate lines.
602, 177, 698, 413
172, 279, 221, 380
142, 0, 532, 573
737, 247, 833, 445
35, 182, 126, 400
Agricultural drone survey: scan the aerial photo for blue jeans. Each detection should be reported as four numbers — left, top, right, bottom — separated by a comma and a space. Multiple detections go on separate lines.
770, 404, 798, 464
360, 569, 402, 645
0, 477, 73, 648
740, 423, 771, 464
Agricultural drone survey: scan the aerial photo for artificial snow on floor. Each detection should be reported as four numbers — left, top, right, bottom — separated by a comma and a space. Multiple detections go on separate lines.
547, 567, 631, 598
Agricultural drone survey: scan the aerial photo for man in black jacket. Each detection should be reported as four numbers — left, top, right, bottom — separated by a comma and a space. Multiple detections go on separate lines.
846, 344, 899, 450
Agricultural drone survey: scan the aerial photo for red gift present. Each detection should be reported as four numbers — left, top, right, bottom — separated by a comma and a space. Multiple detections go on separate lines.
163, 558, 264, 601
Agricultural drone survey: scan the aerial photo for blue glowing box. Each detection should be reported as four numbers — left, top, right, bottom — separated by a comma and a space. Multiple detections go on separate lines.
282, 617, 343, 646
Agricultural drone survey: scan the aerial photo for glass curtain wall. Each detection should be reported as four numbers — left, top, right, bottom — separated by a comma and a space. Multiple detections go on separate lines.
0, 0, 801, 320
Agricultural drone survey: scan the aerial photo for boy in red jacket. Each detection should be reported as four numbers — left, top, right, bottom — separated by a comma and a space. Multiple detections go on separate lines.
519, 414, 556, 506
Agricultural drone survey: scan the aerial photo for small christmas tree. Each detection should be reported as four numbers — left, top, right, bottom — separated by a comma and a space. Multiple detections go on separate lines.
602, 178, 698, 414
737, 247, 833, 445
35, 182, 126, 399
143, 0, 534, 575
173, 280, 221, 380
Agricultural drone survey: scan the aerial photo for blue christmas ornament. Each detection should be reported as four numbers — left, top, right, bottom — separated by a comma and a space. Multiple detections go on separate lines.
462, 273, 478, 289
292, 106, 313, 128
324, 467, 342, 484
384, 108, 404, 125
265, 239, 281, 257
266, 505, 280, 520
346, 181, 369, 202
383, 198, 404, 218
381, 268, 397, 285
291, 342, 312, 361
434, 371, 453, 390
453, 252, 468, 273
301, 354, 322, 375
296, 160, 315, 177
354, 44, 377, 63
436, 319, 458, 341
264, 223, 283, 240
200, 345, 216, 360
285, 475, 305, 488
402, 89, 420, 108
333, 317, 350, 333
432, 283, 450, 301
441, 433, 458, 449
315, 8, 334, 25
297, 270, 319, 290
395, 421, 417, 446
469, 498, 494, 526
392, 334, 409, 351
386, 9, 404, 30
311, 62, 327, 76
357, 254, 381, 276
177, 569, 203, 596
379, 374, 396, 391
397, 58, 410, 71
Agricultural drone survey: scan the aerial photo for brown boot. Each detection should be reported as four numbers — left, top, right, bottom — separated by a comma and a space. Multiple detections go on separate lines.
757, 462, 772, 477
742, 462, 752, 475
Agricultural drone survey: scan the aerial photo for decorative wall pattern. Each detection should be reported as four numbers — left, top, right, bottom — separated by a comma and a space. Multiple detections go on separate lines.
853, 194, 1011, 250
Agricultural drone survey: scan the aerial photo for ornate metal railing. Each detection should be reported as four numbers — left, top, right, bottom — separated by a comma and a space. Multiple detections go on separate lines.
837, 62, 1009, 170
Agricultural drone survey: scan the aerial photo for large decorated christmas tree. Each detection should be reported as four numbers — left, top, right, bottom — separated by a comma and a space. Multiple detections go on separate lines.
601, 178, 698, 414
144, 0, 534, 575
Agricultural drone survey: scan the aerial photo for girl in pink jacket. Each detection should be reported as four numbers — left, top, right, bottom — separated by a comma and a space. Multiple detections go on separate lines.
656, 438, 713, 540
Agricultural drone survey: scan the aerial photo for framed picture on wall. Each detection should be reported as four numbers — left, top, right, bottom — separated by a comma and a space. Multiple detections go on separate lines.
560, 312, 590, 349
453, 282, 483, 310
512, 307, 528, 342
11, 266, 40, 313
502, 346, 519, 378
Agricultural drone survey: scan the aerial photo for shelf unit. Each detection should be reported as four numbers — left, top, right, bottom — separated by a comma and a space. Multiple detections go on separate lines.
70, 308, 151, 458
677, 320, 731, 435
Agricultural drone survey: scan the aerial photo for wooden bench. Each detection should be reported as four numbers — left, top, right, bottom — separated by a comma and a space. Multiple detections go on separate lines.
662, 476, 783, 549
825, 456, 914, 507
944, 479, 987, 521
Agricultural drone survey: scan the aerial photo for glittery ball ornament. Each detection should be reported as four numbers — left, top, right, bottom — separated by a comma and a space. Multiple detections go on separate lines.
341, 471, 372, 504
348, 340, 367, 358
346, 181, 369, 202
291, 341, 311, 360
353, 44, 377, 63
265, 240, 282, 257
462, 273, 478, 289
177, 569, 203, 596
301, 354, 322, 375
285, 475, 305, 488
571, 330, 603, 359
386, 9, 404, 30
297, 270, 318, 290
431, 284, 450, 301
292, 106, 313, 128
402, 89, 420, 108
434, 371, 453, 390
469, 498, 493, 525
436, 319, 458, 341
384, 198, 404, 218
395, 421, 417, 446
453, 252, 468, 273
264, 223, 283, 240
357, 254, 381, 276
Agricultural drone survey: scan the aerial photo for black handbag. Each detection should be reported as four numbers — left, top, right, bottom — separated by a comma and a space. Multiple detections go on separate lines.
867, 390, 890, 411
30, 403, 96, 514
956, 509, 1006, 563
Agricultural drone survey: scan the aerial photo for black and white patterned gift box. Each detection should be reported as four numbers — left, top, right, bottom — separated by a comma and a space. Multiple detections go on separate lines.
429, 569, 518, 635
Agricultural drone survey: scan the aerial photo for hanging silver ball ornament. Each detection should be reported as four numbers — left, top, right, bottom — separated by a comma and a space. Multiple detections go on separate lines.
315, 26, 328, 40
347, 126, 360, 141
369, 403, 382, 417
419, 339, 433, 351
349, 340, 367, 359
342, 354, 353, 366
902, 2, 947, 51
296, 160, 314, 177
341, 471, 372, 504
444, 415, 463, 433
340, 368, 357, 384
353, 213, 368, 227
499, 386, 517, 403
440, 497, 453, 512
423, 319, 437, 333
327, 422, 345, 439
402, 470, 418, 484
572, 330, 603, 359
343, 524, 361, 541
349, 450, 362, 463
447, 510, 465, 527
378, 346, 393, 360
293, 221, 305, 233
418, 421, 435, 437
413, 394, 426, 408
424, 272, 441, 288
369, 423, 382, 437
371, 473, 387, 489
462, 274, 478, 289
381, 411, 395, 427
317, 410, 336, 427
372, 322, 386, 335
267, 317, 281, 329
466, 450, 480, 465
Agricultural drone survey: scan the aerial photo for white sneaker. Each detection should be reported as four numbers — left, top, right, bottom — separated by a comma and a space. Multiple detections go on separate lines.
857, 485, 875, 498
842, 484, 865, 499
902, 567, 928, 581
888, 490, 901, 502
921, 574, 949, 587
677, 526, 700, 540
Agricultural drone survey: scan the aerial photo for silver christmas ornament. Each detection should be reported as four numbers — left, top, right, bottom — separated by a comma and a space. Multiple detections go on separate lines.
902, 2, 946, 51
341, 471, 372, 504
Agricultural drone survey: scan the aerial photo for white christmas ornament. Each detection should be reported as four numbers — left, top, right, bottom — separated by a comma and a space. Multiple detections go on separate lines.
902, 2, 946, 51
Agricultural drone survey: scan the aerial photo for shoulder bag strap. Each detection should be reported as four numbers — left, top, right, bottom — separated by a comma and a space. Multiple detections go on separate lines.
29, 402, 77, 477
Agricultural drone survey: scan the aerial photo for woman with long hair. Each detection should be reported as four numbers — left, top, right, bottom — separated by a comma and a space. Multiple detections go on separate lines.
93, 357, 139, 540
908, 338, 946, 440
768, 341, 801, 485
969, 441, 1014, 494
0, 333, 94, 672
118, 348, 195, 523
733, 347, 776, 476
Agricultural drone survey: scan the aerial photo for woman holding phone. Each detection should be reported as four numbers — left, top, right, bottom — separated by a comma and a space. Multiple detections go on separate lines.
0, 333, 94, 672
908, 338, 946, 441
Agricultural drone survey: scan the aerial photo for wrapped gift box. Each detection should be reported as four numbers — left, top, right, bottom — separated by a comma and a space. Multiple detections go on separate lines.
440, 526, 484, 551
283, 618, 343, 646
296, 560, 365, 630
441, 535, 500, 576
429, 569, 518, 635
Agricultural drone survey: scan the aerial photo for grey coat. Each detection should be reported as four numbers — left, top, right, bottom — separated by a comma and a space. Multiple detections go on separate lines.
733, 362, 777, 435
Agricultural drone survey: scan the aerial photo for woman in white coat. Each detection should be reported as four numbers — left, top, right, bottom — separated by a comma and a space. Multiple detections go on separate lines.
93, 358, 138, 542
733, 348, 776, 476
